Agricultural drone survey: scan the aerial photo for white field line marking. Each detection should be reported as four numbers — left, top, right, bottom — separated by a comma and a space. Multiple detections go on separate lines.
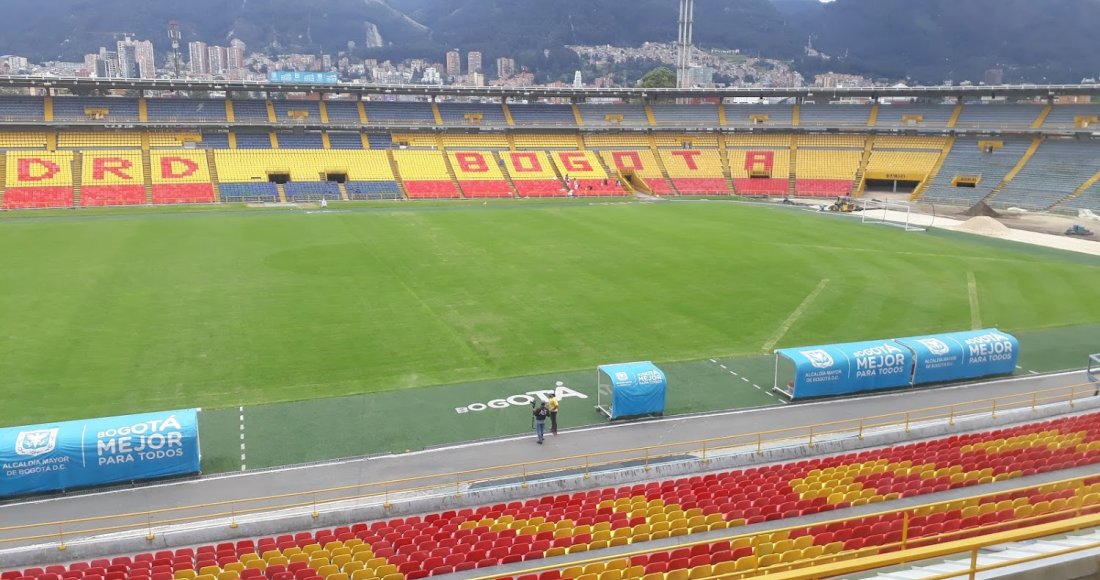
967, 271, 982, 330
762, 278, 831, 352
240, 406, 247, 472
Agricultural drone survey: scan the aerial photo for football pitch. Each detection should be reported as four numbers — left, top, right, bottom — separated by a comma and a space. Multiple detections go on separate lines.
2, 199, 1099, 446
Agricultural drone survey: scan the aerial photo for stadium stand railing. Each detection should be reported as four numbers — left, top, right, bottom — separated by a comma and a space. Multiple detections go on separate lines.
323, 101, 365, 125
576, 105, 649, 128
507, 105, 578, 127
437, 103, 508, 127
52, 97, 139, 123
146, 99, 228, 123
648, 105, 720, 127
796, 105, 872, 128
0, 383, 1089, 550
363, 102, 436, 126
4, 405, 1096, 580
874, 104, 954, 129
272, 101, 322, 125
954, 104, 1045, 131
484, 477, 1100, 580
723, 104, 794, 128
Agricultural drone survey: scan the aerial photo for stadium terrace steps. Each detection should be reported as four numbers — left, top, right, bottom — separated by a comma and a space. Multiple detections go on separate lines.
954, 105, 1046, 131
8, 414, 1098, 580
393, 150, 460, 199
990, 139, 1100, 211
3, 151, 76, 209
921, 138, 1031, 206
449, 151, 514, 198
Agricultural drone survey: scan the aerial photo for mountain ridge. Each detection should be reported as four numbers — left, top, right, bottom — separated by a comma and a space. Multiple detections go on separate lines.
3, 0, 1098, 84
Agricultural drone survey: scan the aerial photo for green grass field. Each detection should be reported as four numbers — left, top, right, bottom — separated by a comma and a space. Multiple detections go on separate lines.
2, 199, 1099, 431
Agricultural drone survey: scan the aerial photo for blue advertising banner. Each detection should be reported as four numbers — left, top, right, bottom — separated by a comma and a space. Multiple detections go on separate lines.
599, 362, 667, 419
896, 329, 1018, 385
0, 409, 200, 498
267, 71, 339, 84
777, 340, 913, 399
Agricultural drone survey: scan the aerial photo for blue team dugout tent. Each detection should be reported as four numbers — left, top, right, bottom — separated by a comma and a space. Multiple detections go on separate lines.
0, 409, 201, 498
596, 362, 667, 420
896, 329, 1019, 385
774, 340, 914, 400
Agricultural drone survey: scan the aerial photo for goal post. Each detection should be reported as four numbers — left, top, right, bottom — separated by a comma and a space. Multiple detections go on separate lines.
860, 198, 927, 232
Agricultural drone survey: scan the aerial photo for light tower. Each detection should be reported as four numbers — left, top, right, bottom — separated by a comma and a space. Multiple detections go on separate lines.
676, 0, 694, 88
168, 20, 182, 78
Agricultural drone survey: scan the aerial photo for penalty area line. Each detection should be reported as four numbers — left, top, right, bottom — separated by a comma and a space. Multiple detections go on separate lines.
761, 278, 831, 353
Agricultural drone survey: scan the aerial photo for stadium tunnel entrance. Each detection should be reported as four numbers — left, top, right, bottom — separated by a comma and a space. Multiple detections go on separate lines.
864, 178, 920, 194
325, 172, 348, 184
267, 172, 291, 185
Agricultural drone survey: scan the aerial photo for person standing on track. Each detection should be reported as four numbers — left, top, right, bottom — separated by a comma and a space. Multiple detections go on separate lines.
533, 402, 550, 444
548, 392, 560, 436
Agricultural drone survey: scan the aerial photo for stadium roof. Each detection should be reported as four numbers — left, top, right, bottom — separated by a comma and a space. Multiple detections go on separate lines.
3, 75, 1100, 101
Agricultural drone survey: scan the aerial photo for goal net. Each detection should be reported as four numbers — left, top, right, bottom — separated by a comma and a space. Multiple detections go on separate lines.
860, 198, 927, 232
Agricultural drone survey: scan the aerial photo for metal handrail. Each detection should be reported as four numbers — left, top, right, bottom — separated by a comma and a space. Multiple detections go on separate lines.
468, 473, 1100, 580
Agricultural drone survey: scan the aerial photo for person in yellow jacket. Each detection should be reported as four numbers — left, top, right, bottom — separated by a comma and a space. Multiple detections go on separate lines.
548, 392, 560, 436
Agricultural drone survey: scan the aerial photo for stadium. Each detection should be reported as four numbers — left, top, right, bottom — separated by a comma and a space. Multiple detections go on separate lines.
1, 72, 1100, 580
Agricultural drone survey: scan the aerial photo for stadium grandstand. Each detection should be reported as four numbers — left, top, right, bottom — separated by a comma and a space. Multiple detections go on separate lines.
0, 80, 1097, 212
3, 77, 1100, 580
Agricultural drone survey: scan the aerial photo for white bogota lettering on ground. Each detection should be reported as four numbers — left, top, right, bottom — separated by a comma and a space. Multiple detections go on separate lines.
97, 415, 186, 466
854, 343, 908, 378
455, 386, 588, 414
964, 332, 1014, 363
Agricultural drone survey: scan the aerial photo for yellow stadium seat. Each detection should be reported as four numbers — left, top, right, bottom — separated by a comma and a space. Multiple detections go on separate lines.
222, 564, 244, 574
199, 567, 221, 577
688, 565, 711, 580
328, 574, 349, 580
625, 566, 644, 579
342, 563, 364, 575
583, 563, 606, 575
374, 565, 397, 578
315, 565, 339, 577
665, 570, 689, 580
546, 547, 567, 557
351, 571, 375, 580
781, 549, 802, 563
604, 559, 629, 572
562, 566, 584, 579
609, 537, 630, 547
599, 571, 622, 580
733, 556, 758, 572
379, 574, 402, 580
175, 572, 197, 580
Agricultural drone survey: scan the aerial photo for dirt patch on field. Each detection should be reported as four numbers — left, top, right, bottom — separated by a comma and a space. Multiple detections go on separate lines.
955, 216, 1009, 235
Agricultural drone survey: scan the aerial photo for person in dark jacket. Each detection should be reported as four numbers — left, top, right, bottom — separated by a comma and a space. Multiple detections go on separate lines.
533, 402, 550, 444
